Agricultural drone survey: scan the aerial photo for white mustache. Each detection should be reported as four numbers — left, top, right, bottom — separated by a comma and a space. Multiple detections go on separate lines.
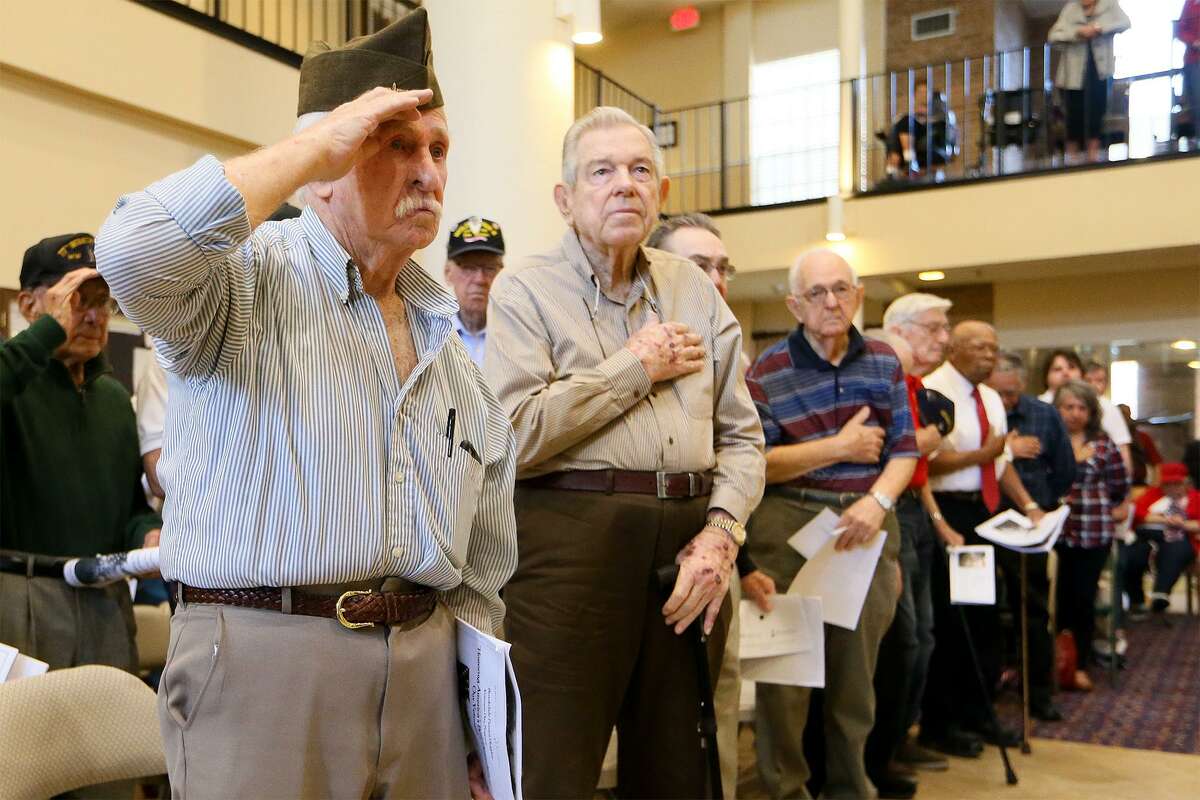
394, 195, 442, 219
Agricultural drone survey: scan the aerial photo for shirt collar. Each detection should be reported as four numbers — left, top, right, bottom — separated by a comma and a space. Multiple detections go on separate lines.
452, 314, 485, 338
299, 206, 458, 319
786, 324, 866, 371
938, 360, 977, 397
561, 229, 650, 308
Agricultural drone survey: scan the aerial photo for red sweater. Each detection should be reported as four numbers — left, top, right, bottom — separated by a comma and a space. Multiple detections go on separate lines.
1134, 486, 1200, 554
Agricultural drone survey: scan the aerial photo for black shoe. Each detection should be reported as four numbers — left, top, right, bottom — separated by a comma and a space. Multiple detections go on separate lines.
895, 737, 950, 771
873, 772, 918, 800
972, 720, 1022, 747
918, 728, 983, 759
1031, 702, 1064, 722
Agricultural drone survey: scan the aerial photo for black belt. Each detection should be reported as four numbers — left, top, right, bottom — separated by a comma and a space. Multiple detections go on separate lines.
0, 552, 69, 580
520, 470, 714, 499
933, 490, 984, 503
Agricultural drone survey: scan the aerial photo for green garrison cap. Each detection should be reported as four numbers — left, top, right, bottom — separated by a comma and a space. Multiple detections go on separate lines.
297, 7, 443, 115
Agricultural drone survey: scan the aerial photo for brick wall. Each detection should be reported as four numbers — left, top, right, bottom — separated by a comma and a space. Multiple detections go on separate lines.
885, 0, 997, 72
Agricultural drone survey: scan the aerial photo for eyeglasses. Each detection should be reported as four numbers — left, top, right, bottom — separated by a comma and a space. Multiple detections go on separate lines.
798, 282, 856, 304
907, 320, 952, 335
689, 255, 737, 280
76, 292, 118, 314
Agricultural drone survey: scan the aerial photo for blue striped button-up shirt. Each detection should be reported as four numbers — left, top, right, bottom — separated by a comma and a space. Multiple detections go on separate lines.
95, 156, 518, 633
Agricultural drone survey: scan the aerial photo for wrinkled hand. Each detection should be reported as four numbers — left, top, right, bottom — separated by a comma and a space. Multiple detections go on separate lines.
297, 86, 433, 184
837, 407, 885, 465
42, 268, 101, 336
741, 570, 777, 613
142, 529, 161, 549
834, 496, 886, 551
915, 424, 943, 457
1079, 23, 1102, 39
625, 320, 705, 384
935, 519, 965, 548
663, 529, 737, 635
467, 753, 493, 800
1008, 432, 1042, 460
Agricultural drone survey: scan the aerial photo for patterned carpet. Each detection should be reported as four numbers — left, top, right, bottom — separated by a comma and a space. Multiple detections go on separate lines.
999, 613, 1200, 754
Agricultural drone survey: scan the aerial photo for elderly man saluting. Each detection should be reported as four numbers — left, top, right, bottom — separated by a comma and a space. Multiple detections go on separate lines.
96, 10, 517, 798
487, 106, 765, 799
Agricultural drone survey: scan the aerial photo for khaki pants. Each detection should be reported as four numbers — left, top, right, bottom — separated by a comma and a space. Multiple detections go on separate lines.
0, 571, 137, 672
715, 575, 743, 799
747, 488, 900, 800
506, 487, 729, 799
159, 581, 468, 799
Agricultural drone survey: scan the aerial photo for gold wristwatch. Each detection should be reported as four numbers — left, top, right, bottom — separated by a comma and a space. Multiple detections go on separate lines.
706, 516, 747, 547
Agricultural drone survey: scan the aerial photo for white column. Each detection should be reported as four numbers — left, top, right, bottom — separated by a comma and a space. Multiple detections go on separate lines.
838, 0, 866, 196
420, 0, 575, 275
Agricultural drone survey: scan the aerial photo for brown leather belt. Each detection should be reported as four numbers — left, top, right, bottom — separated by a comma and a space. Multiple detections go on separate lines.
180, 584, 436, 630
520, 469, 714, 499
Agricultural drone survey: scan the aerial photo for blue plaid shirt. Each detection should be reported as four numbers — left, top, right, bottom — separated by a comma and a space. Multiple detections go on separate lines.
1005, 394, 1076, 511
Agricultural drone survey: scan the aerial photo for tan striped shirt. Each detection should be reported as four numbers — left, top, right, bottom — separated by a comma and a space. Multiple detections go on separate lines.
485, 230, 765, 523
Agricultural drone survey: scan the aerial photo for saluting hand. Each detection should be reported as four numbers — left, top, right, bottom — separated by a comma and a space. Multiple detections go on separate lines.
42, 268, 101, 337
625, 320, 706, 384
296, 87, 434, 184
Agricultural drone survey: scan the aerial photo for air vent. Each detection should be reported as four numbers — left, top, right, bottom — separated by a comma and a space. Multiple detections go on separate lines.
911, 9, 957, 41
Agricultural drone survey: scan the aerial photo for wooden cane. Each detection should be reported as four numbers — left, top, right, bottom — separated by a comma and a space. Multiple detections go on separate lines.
1020, 553, 1032, 754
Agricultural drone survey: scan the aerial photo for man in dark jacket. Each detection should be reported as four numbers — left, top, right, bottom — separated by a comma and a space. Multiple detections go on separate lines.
0, 233, 160, 671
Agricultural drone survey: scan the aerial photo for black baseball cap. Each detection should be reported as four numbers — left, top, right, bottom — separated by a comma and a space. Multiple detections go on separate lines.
447, 216, 505, 260
20, 233, 98, 290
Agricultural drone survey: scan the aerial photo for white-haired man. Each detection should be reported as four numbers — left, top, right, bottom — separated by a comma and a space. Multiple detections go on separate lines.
486, 106, 765, 798
878, 293, 965, 768
746, 249, 917, 800
96, 10, 517, 797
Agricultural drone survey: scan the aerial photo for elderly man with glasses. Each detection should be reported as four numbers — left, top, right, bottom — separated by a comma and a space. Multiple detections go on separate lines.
746, 249, 917, 800
1, 233, 161, 673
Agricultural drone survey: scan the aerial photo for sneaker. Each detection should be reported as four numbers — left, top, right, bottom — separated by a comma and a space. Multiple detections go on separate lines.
895, 738, 949, 771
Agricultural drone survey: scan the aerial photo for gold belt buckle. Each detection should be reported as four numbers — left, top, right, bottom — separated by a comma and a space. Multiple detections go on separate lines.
335, 590, 376, 629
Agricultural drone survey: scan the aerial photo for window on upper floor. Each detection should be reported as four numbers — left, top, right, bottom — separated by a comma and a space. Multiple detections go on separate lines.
750, 49, 841, 205
1113, 0, 1189, 158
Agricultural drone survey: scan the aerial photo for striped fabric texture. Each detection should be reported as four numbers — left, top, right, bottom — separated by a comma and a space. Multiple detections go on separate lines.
484, 230, 765, 524
95, 156, 517, 633
747, 325, 918, 494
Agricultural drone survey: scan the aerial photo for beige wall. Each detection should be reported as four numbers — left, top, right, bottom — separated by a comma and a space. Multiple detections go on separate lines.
716, 156, 1200, 279
583, 9, 726, 109
0, 0, 299, 288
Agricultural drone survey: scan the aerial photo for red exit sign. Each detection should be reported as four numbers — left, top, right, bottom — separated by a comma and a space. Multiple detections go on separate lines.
670, 6, 701, 32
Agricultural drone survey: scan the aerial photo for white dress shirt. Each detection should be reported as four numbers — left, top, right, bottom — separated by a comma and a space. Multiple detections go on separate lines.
924, 361, 1010, 492
1038, 389, 1131, 447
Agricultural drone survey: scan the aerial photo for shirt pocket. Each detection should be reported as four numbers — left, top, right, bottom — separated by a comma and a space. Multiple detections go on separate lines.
445, 452, 484, 569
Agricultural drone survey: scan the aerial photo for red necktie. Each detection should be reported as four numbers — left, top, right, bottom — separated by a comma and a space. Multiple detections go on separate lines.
973, 386, 1000, 513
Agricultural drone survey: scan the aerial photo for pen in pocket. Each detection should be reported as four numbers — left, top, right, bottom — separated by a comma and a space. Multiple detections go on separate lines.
445, 408, 456, 458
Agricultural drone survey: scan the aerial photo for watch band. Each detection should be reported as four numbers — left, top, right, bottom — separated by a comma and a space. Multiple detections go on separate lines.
706, 516, 747, 547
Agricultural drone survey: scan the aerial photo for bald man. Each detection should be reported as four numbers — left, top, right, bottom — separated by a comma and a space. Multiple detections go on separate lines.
920, 322, 1043, 755
746, 250, 917, 799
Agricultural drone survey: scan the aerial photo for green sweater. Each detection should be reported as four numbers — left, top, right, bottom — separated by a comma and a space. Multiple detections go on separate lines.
1, 315, 160, 557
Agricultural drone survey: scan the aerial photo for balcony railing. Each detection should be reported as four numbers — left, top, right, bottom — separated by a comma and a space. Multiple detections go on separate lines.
137, 0, 418, 66
576, 32, 1198, 216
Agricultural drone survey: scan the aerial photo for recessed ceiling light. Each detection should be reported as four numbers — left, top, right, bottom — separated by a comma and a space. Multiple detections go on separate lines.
1170, 339, 1197, 350
1189, 360, 1200, 369
918, 271, 945, 282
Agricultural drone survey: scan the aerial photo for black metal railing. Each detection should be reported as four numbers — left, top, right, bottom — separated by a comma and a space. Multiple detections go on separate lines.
576, 35, 1198, 215
848, 34, 1195, 192
137, 0, 418, 67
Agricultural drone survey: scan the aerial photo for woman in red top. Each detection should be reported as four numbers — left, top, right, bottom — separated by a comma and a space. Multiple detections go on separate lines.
1121, 462, 1200, 616
1054, 380, 1129, 690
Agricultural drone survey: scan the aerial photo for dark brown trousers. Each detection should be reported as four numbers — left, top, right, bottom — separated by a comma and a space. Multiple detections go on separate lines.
505, 486, 729, 799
